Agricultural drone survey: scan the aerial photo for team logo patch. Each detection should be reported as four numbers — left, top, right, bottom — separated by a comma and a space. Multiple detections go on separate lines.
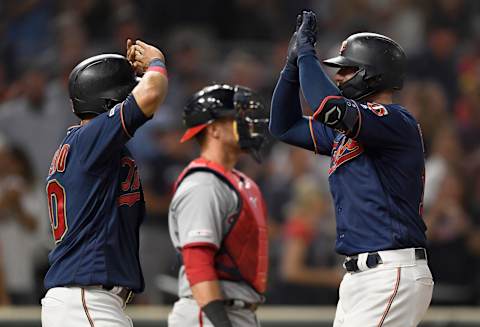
118, 156, 142, 207
366, 102, 388, 116
109, 107, 116, 117
329, 137, 364, 175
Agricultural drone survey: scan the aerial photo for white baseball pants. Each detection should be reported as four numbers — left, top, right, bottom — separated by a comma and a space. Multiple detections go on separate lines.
168, 297, 260, 327
41, 287, 133, 327
334, 248, 434, 327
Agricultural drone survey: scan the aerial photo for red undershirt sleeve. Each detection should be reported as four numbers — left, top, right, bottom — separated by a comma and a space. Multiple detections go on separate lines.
182, 244, 218, 286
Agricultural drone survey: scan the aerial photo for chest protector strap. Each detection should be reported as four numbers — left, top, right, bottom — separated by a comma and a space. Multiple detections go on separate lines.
174, 158, 268, 294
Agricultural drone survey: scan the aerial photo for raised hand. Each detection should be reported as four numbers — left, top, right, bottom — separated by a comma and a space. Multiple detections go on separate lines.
126, 39, 165, 75
296, 10, 317, 54
286, 14, 303, 68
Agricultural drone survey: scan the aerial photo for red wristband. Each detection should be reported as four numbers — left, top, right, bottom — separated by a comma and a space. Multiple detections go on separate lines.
147, 58, 167, 76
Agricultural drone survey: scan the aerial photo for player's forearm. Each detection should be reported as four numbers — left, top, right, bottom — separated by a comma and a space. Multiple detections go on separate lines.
270, 67, 302, 135
132, 66, 168, 117
298, 52, 340, 110
191, 280, 224, 307
193, 281, 232, 327
269, 69, 315, 150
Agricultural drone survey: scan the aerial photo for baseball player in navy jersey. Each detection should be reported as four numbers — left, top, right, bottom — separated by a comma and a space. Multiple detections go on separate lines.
168, 84, 269, 327
270, 11, 433, 327
41, 40, 168, 327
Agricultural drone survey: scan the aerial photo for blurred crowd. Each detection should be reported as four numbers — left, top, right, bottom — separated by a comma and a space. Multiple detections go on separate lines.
0, 0, 480, 306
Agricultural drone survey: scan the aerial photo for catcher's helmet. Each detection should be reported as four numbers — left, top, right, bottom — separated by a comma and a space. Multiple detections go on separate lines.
323, 32, 406, 100
68, 54, 138, 119
181, 84, 269, 162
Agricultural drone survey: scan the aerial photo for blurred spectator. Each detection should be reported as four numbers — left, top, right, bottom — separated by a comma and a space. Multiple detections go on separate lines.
0, 249, 9, 306
385, 0, 426, 54
1, 0, 54, 78
0, 143, 45, 304
409, 24, 459, 107
425, 171, 480, 305
221, 49, 269, 98
0, 64, 76, 181
401, 81, 450, 155
58, 0, 114, 43
163, 28, 215, 113
271, 177, 341, 305
424, 124, 464, 209
55, 11, 90, 78
454, 49, 480, 153
425, 0, 473, 41
466, 160, 480, 224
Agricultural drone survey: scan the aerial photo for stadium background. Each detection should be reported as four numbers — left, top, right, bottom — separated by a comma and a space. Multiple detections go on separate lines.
1, 0, 480, 325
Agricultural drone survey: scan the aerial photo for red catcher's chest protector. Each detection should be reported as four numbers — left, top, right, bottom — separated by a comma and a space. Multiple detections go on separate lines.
174, 158, 268, 294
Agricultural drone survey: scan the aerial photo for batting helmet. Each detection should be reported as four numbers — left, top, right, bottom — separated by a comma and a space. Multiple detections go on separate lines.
181, 84, 269, 162
323, 32, 406, 101
68, 54, 138, 119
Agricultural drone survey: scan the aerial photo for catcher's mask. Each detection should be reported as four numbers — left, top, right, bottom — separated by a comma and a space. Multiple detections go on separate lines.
181, 84, 269, 162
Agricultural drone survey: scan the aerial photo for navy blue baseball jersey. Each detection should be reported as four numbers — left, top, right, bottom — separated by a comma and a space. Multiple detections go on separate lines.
309, 99, 426, 255
44, 94, 150, 292
270, 66, 427, 256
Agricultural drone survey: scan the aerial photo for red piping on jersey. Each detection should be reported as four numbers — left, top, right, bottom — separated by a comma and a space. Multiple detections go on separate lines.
377, 267, 401, 327
308, 117, 319, 154
198, 307, 204, 327
81, 288, 95, 327
120, 102, 133, 138
312, 95, 343, 120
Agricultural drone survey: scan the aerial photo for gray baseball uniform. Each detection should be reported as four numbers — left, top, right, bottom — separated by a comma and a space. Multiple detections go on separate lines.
168, 171, 262, 327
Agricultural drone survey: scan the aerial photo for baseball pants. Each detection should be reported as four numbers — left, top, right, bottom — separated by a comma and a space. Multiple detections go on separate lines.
168, 297, 260, 327
41, 287, 133, 327
333, 248, 434, 327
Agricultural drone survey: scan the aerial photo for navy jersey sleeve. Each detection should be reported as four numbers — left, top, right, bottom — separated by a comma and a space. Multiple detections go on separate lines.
76, 94, 150, 173
309, 118, 337, 155
352, 101, 420, 148
269, 67, 336, 155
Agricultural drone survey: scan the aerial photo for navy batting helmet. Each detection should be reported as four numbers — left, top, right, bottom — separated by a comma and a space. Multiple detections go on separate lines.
323, 32, 406, 100
181, 84, 269, 162
68, 54, 138, 119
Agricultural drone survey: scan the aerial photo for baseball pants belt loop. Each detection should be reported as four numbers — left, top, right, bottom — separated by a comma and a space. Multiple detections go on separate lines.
223, 299, 259, 312
343, 248, 427, 273
102, 286, 134, 305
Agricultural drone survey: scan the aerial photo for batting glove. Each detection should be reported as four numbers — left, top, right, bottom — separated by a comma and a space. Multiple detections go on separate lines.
286, 14, 303, 69
296, 10, 317, 57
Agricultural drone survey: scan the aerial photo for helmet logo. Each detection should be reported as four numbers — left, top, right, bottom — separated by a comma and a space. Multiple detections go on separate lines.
340, 40, 348, 55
